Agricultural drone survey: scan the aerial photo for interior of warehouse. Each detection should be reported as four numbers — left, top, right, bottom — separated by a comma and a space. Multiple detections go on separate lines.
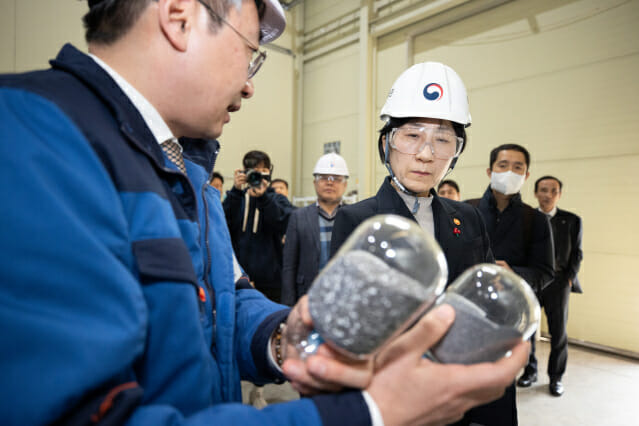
1, 0, 637, 376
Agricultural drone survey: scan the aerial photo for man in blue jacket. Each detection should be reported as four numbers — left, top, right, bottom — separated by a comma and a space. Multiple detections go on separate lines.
0, 1, 531, 425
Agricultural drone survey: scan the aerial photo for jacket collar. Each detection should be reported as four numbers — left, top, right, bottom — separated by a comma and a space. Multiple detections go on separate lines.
375, 177, 461, 242
50, 44, 219, 175
480, 185, 523, 211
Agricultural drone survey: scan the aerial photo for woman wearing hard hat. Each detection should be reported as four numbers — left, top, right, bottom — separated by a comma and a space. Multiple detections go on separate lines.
331, 62, 517, 426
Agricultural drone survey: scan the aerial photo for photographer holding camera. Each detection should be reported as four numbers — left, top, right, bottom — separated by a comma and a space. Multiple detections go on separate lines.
224, 150, 294, 303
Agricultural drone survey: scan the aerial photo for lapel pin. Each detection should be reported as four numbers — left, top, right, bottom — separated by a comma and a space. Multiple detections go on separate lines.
453, 218, 461, 225
453, 227, 461, 237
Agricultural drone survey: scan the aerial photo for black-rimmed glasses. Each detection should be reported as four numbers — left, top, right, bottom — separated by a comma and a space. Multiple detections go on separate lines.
197, 0, 267, 79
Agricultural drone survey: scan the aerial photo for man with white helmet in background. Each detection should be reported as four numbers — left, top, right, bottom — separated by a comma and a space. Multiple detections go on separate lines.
282, 152, 349, 306
331, 61, 528, 425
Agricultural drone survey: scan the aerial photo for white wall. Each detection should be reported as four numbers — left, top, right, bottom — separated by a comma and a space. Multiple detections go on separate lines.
0, 0, 88, 72
373, 0, 639, 352
0, 0, 295, 196
300, 0, 639, 353
2, 0, 638, 353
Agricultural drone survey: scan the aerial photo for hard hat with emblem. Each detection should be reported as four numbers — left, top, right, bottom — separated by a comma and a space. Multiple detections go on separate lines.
313, 153, 349, 177
258, 0, 287, 44
380, 62, 471, 127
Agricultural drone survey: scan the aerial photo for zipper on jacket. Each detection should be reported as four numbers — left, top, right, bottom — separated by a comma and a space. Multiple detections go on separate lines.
201, 182, 216, 334
120, 125, 212, 316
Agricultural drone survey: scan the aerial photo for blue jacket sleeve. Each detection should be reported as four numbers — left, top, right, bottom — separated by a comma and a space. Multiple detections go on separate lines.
0, 89, 373, 426
0, 88, 148, 425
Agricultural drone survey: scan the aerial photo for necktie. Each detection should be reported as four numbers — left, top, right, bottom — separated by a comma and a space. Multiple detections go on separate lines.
161, 139, 186, 174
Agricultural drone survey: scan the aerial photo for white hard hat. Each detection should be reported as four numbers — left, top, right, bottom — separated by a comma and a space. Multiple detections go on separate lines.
313, 153, 349, 177
259, 0, 287, 44
380, 62, 471, 127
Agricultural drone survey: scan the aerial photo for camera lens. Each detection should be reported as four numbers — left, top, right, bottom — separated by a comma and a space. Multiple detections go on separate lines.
246, 170, 263, 188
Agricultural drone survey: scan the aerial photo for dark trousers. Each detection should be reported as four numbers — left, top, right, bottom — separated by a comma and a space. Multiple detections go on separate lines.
542, 280, 571, 379
451, 383, 518, 426
523, 280, 570, 379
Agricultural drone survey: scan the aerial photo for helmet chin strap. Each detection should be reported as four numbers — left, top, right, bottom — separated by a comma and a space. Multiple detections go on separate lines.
384, 133, 461, 214
384, 136, 420, 214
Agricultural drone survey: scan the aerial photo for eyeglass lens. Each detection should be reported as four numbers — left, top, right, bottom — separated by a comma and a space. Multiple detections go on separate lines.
197, 0, 266, 79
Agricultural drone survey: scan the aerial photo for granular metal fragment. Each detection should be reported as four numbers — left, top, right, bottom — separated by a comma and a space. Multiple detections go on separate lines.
308, 250, 433, 356
430, 293, 523, 364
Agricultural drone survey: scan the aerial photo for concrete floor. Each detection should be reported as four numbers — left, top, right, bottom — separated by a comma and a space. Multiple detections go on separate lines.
517, 340, 639, 426
244, 341, 639, 425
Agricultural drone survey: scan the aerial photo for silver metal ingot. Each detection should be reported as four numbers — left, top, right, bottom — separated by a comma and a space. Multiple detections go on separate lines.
430, 293, 523, 364
429, 263, 540, 364
308, 250, 433, 357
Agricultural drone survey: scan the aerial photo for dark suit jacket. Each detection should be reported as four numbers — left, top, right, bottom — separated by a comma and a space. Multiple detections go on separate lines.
331, 178, 494, 285
281, 204, 321, 306
472, 187, 555, 295
550, 208, 583, 293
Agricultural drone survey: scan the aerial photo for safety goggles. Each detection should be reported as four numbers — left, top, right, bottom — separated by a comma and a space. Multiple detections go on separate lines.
389, 124, 463, 160
314, 175, 347, 183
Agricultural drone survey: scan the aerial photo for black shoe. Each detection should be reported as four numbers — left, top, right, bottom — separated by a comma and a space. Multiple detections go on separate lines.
549, 380, 564, 397
516, 371, 537, 387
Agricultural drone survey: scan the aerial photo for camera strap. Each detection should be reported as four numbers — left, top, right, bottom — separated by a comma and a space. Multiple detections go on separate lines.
242, 191, 260, 234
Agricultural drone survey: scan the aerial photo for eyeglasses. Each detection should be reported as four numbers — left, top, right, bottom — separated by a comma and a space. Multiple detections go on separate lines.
390, 124, 463, 160
314, 175, 347, 183
197, 0, 267, 79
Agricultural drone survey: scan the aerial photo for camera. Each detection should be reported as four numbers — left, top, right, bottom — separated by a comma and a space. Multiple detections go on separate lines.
244, 169, 270, 188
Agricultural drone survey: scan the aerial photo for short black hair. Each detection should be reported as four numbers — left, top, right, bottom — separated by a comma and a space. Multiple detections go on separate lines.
243, 150, 273, 172
270, 178, 288, 189
377, 117, 467, 164
212, 171, 224, 183
83, 0, 151, 44
489, 143, 530, 170
437, 179, 460, 193
83, 0, 252, 45
534, 175, 563, 193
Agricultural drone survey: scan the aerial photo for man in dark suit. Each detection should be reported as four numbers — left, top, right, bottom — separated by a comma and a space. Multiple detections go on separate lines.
467, 144, 555, 391
281, 153, 349, 306
534, 175, 583, 396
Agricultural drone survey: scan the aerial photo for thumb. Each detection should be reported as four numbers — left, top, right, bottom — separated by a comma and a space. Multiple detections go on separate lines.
375, 304, 455, 368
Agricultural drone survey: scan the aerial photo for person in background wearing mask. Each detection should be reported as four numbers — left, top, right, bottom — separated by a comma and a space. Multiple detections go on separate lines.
437, 179, 461, 201
270, 178, 290, 199
210, 171, 225, 197
224, 150, 293, 303
467, 143, 555, 391
533, 175, 584, 397
281, 153, 349, 306
331, 62, 530, 426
